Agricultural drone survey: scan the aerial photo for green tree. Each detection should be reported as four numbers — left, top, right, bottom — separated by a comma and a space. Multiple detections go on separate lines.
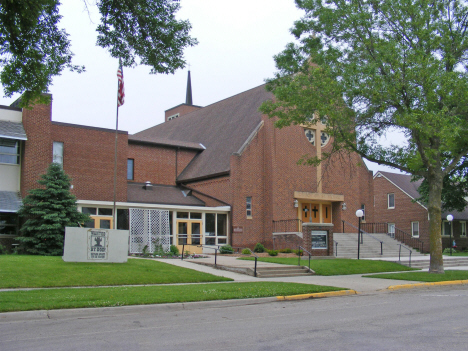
17, 163, 90, 256
0, 0, 197, 107
260, 0, 468, 273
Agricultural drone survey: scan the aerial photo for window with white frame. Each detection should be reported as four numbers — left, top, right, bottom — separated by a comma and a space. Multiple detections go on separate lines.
388, 223, 395, 237
442, 220, 453, 237
205, 213, 228, 245
0, 138, 20, 164
461, 221, 466, 237
411, 221, 419, 237
127, 159, 134, 180
246, 197, 252, 218
52, 141, 64, 167
388, 193, 395, 209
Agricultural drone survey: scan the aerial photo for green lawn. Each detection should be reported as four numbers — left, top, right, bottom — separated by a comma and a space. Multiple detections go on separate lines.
238, 257, 417, 275
0, 282, 347, 313
0, 255, 232, 288
365, 270, 468, 282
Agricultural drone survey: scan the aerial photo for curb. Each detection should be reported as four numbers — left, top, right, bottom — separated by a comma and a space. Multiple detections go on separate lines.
277, 289, 357, 301
388, 279, 468, 291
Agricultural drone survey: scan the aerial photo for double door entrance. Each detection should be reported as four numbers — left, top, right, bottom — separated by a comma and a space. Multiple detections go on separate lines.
177, 221, 203, 254
301, 203, 332, 224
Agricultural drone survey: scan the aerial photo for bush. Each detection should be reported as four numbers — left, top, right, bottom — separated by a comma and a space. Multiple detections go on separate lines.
253, 243, 265, 253
279, 248, 292, 253
219, 245, 234, 254
0, 244, 4, 254
242, 248, 252, 254
443, 247, 456, 254
267, 249, 278, 256
293, 249, 303, 256
169, 245, 179, 256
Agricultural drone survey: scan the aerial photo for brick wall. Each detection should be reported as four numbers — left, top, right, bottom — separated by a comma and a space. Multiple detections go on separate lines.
373, 175, 429, 252
21, 100, 52, 197
51, 123, 128, 202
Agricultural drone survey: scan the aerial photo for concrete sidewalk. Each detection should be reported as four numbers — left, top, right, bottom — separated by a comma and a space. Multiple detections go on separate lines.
155, 255, 426, 293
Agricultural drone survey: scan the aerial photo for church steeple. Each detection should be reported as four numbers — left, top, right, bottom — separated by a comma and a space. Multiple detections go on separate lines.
185, 70, 193, 105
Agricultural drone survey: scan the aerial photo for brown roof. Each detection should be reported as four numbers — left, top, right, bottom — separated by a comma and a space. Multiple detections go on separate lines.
376, 171, 423, 201
376, 171, 468, 219
127, 183, 205, 206
132, 84, 273, 182
128, 135, 205, 150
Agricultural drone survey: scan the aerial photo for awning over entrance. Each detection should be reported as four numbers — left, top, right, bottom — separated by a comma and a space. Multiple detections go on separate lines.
0, 120, 27, 140
0, 191, 22, 212
294, 191, 344, 202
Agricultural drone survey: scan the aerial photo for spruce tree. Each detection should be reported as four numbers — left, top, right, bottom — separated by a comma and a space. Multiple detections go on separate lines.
17, 163, 90, 256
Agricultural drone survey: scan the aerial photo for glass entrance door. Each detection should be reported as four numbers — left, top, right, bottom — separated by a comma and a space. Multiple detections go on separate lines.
177, 221, 203, 254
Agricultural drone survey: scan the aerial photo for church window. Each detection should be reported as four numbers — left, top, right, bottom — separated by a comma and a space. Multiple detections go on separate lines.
320, 132, 330, 147
360, 204, 365, 221
52, 141, 64, 167
246, 197, 252, 218
461, 222, 466, 237
304, 129, 315, 145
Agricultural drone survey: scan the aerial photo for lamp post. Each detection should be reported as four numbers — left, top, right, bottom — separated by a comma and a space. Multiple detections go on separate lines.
356, 209, 364, 260
447, 214, 454, 256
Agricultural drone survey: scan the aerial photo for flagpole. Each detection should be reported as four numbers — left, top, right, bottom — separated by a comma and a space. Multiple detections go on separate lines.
113, 99, 119, 230
113, 60, 124, 230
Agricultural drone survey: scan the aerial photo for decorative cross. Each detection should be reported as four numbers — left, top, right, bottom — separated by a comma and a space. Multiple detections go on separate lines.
311, 206, 319, 218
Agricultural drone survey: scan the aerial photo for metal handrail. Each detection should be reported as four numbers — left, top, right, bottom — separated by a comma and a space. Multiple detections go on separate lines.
298, 245, 313, 272
394, 227, 424, 253
398, 244, 412, 267
333, 240, 338, 257
342, 220, 384, 255
231, 246, 259, 277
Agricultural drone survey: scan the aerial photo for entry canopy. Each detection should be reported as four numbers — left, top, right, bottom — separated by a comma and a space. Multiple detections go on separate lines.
0, 120, 27, 140
0, 191, 22, 212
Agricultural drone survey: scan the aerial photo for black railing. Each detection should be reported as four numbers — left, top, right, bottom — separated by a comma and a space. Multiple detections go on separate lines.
232, 246, 259, 277
298, 245, 313, 272
342, 220, 384, 255
333, 240, 338, 257
360, 222, 388, 234
394, 227, 424, 253
399, 244, 412, 267
272, 219, 302, 233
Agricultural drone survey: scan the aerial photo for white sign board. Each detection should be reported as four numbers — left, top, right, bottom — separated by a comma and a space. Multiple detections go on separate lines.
63, 227, 129, 263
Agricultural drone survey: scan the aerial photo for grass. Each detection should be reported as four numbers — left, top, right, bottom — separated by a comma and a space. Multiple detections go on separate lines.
444, 251, 468, 256
0, 282, 347, 313
365, 270, 468, 282
0, 255, 232, 288
238, 257, 416, 275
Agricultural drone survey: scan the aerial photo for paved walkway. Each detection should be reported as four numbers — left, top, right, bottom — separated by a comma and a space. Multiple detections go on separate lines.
154, 255, 468, 294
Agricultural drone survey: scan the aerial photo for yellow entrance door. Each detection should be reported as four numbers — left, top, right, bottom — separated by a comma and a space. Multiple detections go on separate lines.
322, 204, 332, 223
177, 221, 203, 254
88, 216, 113, 229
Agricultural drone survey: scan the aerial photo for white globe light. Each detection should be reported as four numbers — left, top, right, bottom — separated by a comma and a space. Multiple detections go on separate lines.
355, 209, 364, 218
447, 214, 454, 222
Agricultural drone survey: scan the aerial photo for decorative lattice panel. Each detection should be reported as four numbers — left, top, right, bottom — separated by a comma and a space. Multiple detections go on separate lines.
129, 209, 170, 254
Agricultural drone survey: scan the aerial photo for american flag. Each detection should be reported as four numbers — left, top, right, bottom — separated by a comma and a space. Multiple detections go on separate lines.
117, 61, 125, 107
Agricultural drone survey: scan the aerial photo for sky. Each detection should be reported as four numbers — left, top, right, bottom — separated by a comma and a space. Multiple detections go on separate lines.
0, 0, 401, 174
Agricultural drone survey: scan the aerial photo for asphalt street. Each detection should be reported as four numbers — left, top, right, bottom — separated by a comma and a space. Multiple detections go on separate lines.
1, 285, 468, 351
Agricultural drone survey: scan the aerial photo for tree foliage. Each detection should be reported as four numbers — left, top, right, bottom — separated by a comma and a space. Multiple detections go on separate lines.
260, 0, 468, 273
17, 163, 90, 256
0, 0, 196, 107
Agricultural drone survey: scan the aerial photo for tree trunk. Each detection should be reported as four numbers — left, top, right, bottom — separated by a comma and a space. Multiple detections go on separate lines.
427, 170, 444, 273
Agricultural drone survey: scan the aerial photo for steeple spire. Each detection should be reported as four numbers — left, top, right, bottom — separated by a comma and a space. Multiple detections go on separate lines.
185, 70, 193, 105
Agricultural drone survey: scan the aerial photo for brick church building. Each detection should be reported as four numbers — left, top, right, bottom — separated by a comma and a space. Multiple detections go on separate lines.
0, 72, 374, 254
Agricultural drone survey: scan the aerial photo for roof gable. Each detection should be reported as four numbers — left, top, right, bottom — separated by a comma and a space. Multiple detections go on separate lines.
132, 84, 273, 182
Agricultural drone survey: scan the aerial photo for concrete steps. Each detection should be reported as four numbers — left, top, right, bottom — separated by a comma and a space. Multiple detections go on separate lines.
255, 265, 314, 278
334, 233, 426, 259
401, 257, 468, 269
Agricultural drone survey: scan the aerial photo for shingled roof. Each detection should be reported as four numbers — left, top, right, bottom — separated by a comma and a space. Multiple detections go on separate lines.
132, 84, 273, 182
375, 171, 423, 201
